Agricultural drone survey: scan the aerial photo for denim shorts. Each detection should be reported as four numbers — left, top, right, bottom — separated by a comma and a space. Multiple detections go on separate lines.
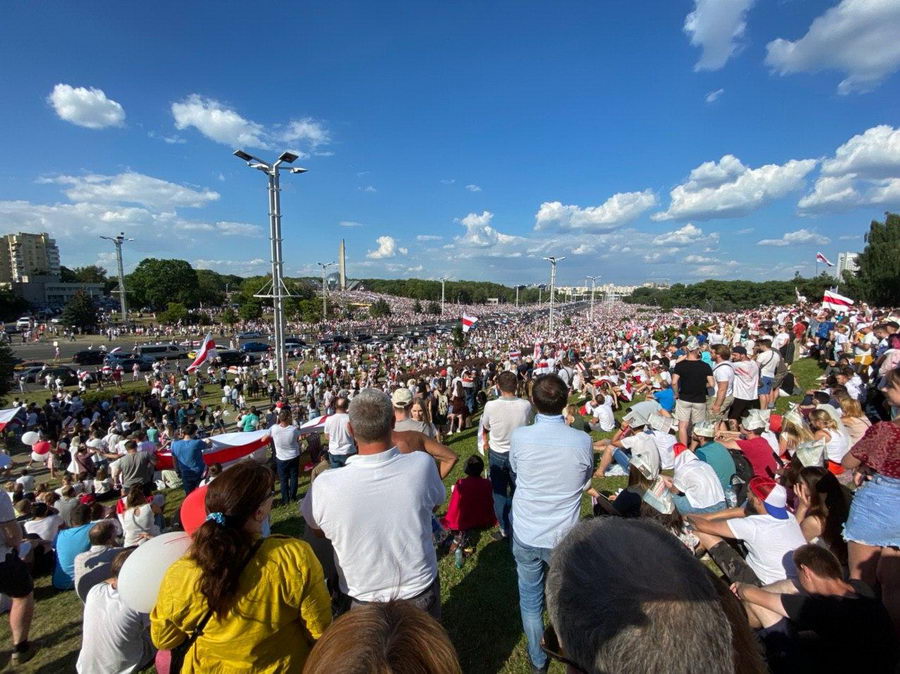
758, 376, 774, 395
843, 473, 900, 547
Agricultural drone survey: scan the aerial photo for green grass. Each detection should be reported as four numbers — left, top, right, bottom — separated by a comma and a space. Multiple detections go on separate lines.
0, 359, 824, 673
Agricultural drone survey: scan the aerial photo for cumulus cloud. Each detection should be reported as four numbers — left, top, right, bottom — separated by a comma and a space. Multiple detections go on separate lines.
194, 258, 268, 275
40, 172, 219, 210
534, 190, 657, 232
454, 211, 525, 251
367, 236, 407, 259
820, 125, 900, 179
705, 88, 725, 103
653, 154, 816, 221
417, 234, 442, 241
214, 221, 263, 237
360, 185, 377, 193
465, 184, 482, 192
654, 223, 719, 247
765, 0, 900, 94
757, 229, 830, 246
47, 84, 125, 129
172, 94, 330, 152
684, 0, 757, 71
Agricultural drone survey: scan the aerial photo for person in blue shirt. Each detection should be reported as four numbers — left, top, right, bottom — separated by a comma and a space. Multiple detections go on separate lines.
509, 374, 593, 673
170, 423, 210, 494
650, 384, 676, 413
53, 504, 93, 590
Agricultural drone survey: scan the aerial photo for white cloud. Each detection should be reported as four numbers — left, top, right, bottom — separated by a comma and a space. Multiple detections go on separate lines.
148, 131, 186, 144
684, 254, 715, 264
194, 258, 268, 275
172, 94, 330, 152
684, 0, 757, 71
654, 223, 718, 247
41, 172, 219, 209
440, 179, 456, 185
765, 0, 900, 94
360, 185, 377, 193
465, 184, 482, 192
737, 227, 754, 234
705, 88, 725, 103
367, 236, 407, 259
757, 228, 830, 246
821, 125, 900, 179
455, 211, 527, 252
47, 84, 125, 129
339, 220, 364, 228
534, 189, 657, 232
416, 235, 442, 241
214, 221, 263, 237
654, 154, 816, 221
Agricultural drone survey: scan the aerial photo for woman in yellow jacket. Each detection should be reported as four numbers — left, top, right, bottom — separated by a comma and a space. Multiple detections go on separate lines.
151, 461, 331, 673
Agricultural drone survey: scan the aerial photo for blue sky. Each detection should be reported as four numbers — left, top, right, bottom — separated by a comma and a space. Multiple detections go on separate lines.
1, 0, 899, 286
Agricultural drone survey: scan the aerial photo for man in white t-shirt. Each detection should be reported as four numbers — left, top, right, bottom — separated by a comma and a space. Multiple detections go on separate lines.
588, 393, 615, 433
301, 389, 445, 618
689, 477, 806, 586
322, 397, 355, 468
708, 344, 735, 425
666, 445, 726, 514
755, 339, 781, 411
729, 346, 760, 427
481, 371, 534, 539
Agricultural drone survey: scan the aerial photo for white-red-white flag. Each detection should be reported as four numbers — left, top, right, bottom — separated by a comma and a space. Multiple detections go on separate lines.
186, 333, 217, 373
0, 407, 21, 432
533, 342, 542, 360
816, 252, 834, 267
461, 315, 478, 333
509, 349, 521, 360
822, 290, 854, 311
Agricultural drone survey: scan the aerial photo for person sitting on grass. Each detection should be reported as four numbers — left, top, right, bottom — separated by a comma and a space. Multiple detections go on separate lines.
53, 503, 94, 590
76, 547, 156, 674
441, 455, 496, 561
664, 442, 727, 515
731, 544, 898, 673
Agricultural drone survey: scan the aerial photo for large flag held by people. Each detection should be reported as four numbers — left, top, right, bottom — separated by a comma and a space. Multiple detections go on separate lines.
461, 315, 478, 333
816, 252, 834, 267
0, 407, 21, 432
822, 290, 854, 311
186, 333, 217, 373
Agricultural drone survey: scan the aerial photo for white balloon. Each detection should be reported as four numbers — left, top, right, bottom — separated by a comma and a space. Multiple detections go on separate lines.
118, 532, 192, 613
21, 432, 39, 446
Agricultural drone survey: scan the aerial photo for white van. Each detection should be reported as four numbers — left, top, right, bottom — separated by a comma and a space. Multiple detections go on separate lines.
16, 317, 32, 330
136, 344, 186, 361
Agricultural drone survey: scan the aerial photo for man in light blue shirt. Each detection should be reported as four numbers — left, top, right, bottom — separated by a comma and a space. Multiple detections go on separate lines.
510, 374, 593, 673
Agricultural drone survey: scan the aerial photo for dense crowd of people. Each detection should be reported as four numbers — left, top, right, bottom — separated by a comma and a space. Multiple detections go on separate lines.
0, 295, 898, 672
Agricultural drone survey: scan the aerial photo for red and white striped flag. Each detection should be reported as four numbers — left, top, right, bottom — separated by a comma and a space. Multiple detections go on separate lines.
186, 333, 217, 373
461, 315, 478, 333
0, 407, 21, 432
822, 290, 853, 311
509, 349, 521, 360
619, 381, 634, 401
816, 252, 834, 267
533, 342, 542, 360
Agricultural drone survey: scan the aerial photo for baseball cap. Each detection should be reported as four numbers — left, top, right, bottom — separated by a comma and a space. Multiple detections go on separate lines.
391, 388, 413, 407
732, 346, 748, 355
749, 477, 788, 519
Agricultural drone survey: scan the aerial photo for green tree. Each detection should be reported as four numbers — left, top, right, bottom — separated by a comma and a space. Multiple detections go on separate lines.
0, 342, 15, 403
60, 290, 99, 330
126, 258, 200, 310
158, 302, 188, 324
451, 324, 465, 347
844, 212, 900, 306
70, 265, 108, 284
426, 301, 441, 315
195, 269, 227, 306
0, 289, 28, 322
369, 299, 392, 318
239, 299, 263, 321
220, 308, 238, 326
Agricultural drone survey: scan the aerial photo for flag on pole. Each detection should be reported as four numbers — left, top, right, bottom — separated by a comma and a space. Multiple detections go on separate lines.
0, 407, 21, 432
186, 333, 217, 373
461, 315, 478, 333
822, 290, 854, 311
816, 252, 834, 267
508, 349, 521, 360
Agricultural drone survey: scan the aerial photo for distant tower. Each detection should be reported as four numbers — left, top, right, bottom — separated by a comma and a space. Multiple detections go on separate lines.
338, 239, 347, 290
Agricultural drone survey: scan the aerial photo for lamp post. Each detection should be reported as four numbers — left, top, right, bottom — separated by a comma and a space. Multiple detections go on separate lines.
543, 256, 565, 334
317, 261, 335, 319
233, 149, 307, 386
440, 277, 449, 316
515, 284, 520, 308
100, 232, 132, 323
586, 275, 600, 319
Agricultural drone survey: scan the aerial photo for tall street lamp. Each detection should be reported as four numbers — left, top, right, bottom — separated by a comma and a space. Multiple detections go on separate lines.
586, 275, 600, 320
440, 276, 449, 316
233, 149, 307, 387
317, 261, 335, 319
543, 256, 565, 334
100, 232, 132, 323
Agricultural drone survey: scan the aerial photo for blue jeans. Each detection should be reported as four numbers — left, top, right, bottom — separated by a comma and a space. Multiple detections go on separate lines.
182, 471, 203, 495
489, 451, 516, 535
613, 448, 632, 471
672, 493, 726, 514
328, 450, 356, 469
512, 536, 552, 669
276, 456, 299, 503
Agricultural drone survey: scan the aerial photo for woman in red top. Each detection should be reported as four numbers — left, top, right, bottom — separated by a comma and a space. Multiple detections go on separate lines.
842, 367, 900, 638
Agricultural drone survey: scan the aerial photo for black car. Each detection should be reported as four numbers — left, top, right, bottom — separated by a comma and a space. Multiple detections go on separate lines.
106, 355, 155, 372
216, 350, 255, 366
354, 333, 372, 343
39, 366, 79, 386
73, 350, 106, 365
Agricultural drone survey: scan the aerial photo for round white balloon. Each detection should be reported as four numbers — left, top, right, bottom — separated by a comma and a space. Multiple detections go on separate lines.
118, 532, 192, 613
20, 432, 39, 446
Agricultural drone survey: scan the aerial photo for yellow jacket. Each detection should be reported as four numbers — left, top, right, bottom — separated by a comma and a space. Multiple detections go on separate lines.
151, 536, 331, 673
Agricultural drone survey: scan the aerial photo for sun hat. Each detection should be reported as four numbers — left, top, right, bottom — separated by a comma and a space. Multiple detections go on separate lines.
692, 421, 716, 438
391, 388, 413, 407
686, 336, 700, 351
795, 440, 826, 468
741, 408, 770, 432
749, 477, 788, 519
648, 412, 673, 434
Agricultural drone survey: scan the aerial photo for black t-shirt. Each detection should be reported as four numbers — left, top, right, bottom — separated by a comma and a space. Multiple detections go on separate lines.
673, 359, 713, 403
781, 581, 898, 672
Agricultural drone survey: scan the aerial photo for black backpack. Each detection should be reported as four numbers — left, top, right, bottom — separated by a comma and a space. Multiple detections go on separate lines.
728, 449, 755, 504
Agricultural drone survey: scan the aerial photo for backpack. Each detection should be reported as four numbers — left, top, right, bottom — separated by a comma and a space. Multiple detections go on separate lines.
727, 449, 754, 505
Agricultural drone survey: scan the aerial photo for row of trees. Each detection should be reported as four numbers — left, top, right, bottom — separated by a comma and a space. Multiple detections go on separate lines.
359, 278, 542, 305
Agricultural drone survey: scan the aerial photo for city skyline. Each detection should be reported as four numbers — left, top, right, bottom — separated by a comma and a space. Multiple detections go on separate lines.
0, 1, 898, 287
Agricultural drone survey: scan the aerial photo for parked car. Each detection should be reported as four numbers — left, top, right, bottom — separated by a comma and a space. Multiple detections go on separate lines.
284, 336, 306, 347
215, 349, 255, 366
106, 355, 155, 372
14, 360, 45, 372
136, 344, 187, 361
353, 333, 372, 343
241, 341, 271, 353
30, 366, 79, 386
237, 331, 262, 340
72, 350, 105, 365
18, 366, 47, 383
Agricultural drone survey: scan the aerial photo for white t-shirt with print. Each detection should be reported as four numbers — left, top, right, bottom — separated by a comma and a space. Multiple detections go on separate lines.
727, 513, 806, 585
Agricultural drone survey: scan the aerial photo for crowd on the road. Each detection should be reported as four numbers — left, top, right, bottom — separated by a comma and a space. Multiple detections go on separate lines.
1, 295, 899, 673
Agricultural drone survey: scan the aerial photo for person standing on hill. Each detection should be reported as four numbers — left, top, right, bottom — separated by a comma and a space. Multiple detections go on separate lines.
672, 337, 714, 445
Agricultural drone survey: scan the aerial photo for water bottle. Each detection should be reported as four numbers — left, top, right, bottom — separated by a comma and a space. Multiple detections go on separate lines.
454, 546, 464, 569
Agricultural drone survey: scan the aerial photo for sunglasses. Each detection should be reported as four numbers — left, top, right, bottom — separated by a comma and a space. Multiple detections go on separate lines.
541, 624, 588, 673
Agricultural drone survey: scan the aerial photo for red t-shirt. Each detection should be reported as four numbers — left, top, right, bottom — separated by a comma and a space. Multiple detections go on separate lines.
850, 422, 900, 479
737, 436, 777, 479
441, 476, 496, 531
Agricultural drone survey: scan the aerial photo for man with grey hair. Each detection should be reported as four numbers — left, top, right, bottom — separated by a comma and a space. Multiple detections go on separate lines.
300, 388, 446, 618
545, 518, 765, 674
